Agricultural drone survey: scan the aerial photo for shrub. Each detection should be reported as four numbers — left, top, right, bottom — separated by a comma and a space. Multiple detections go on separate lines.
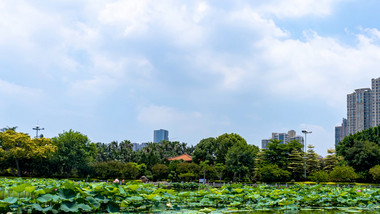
177, 162, 200, 175
329, 165, 357, 182
93, 161, 140, 180
369, 165, 380, 183
257, 164, 291, 182
309, 170, 329, 183
93, 161, 124, 179
122, 163, 139, 179
151, 164, 169, 181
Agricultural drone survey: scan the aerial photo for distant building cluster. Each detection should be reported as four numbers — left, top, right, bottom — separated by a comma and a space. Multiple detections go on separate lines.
131, 129, 170, 151
335, 77, 380, 145
132, 142, 148, 151
262, 130, 304, 149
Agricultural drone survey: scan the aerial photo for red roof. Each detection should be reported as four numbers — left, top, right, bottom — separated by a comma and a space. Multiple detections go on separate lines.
168, 153, 192, 162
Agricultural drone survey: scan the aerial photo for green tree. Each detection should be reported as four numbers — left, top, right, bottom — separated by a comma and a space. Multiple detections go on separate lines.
0, 126, 17, 132
306, 145, 320, 174
225, 142, 259, 181
369, 165, 380, 183
152, 164, 169, 181
192, 138, 216, 164
51, 130, 97, 177
323, 149, 340, 171
215, 133, 247, 164
257, 164, 291, 182
214, 163, 225, 181
287, 149, 304, 180
344, 141, 380, 172
176, 162, 200, 181
93, 160, 124, 179
309, 170, 329, 183
262, 139, 303, 170
199, 160, 209, 182
122, 162, 140, 179
119, 140, 134, 162
0, 130, 56, 177
329, 165, 357, 182
337, 126, 380, 156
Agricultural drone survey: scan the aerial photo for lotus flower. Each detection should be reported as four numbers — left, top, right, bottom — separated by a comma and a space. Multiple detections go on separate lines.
113, 178, 119, 183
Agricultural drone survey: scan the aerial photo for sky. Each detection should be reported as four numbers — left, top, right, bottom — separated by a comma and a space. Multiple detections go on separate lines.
1, 0, 380, 156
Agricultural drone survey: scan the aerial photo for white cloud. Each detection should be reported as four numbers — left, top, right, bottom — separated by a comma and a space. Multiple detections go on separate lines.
99, 0, 149, 36
255, 0, 344, 18
228, 8, 288, 38
68, 55, 154, 98
0, 79, 42, 102
252, 29, 380, 107
98, 0, 208, 46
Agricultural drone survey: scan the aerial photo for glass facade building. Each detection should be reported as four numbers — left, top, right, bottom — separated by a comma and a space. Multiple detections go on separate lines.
153, 129, 169, 143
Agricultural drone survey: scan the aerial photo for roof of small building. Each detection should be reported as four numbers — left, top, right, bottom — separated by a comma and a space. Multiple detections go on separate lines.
168, 153, 192, 161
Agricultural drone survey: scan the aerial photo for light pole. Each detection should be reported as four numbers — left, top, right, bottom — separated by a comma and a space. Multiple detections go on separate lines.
302, 130, 312, 181
33, 125, 44, 138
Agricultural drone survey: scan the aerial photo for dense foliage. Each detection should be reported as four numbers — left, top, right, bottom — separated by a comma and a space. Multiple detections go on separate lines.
337, 126, 380, 172
0, 178, 379, 213
1, 126, 380, 183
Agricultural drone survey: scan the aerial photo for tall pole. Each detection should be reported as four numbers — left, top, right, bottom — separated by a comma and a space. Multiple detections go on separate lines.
302, 130, 312, 181
33, 125, 44, 138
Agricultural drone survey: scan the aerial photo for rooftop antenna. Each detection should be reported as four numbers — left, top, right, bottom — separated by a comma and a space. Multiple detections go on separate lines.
33, 123, 44, 138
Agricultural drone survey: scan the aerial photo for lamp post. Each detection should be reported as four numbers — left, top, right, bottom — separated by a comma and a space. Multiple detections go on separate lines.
302, 130, 312, 181
33, 125, 44, 138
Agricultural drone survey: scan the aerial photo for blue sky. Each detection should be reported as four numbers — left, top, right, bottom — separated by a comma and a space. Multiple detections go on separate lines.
1, 0, 380, 156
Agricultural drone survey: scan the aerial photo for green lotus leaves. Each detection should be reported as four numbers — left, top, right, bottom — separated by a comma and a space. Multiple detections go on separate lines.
24, 186, 36, 193
30, 204, 53, 212
107, 202, 120, 213
58, 189, 76, 201
59, 202, 79, 212
0, 178, 380, 213
85, 196, 101, 209
2, 197, 17, 204
37, 194, 53, 203
12, 183, 31, 193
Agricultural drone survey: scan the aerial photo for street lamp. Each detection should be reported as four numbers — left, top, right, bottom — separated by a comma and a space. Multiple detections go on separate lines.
302, 130, 312, 181
33, 125, 44, 138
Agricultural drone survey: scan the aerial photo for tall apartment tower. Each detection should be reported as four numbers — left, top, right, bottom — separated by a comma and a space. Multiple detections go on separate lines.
153, 129, 169, 143
336, 77, 380, 145
371, 77, 380, 127
347, 88, 372, 134
335, 118, 348, 145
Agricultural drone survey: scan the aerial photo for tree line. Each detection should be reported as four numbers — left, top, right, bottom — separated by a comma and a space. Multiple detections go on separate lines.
0, 126, 379, 183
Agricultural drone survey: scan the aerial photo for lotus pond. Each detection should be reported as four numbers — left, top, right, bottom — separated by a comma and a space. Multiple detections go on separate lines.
0, 178, 379, 213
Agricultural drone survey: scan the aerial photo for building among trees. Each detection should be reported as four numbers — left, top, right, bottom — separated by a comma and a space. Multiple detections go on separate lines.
335, 77, 380, 145
261, 130, 304, 149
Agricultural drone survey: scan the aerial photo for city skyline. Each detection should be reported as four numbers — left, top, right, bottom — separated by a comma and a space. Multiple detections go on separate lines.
2, 1, 380, 156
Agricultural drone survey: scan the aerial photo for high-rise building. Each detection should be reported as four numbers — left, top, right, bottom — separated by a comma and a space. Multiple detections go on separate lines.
347, 88, 372, 134
272, 132, 289, 144
336, 77, 380, 143
371, 77, 380, 127
262, 130, 304, 149
261, 139, 270, 149
153, 129, 169, 143
335, 118, 348, 145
